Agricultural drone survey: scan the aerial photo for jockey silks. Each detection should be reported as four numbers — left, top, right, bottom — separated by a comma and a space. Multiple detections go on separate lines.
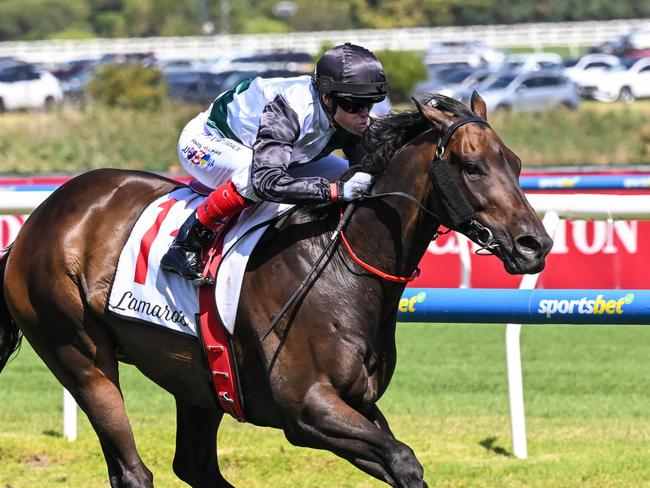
178, 75, 362, 205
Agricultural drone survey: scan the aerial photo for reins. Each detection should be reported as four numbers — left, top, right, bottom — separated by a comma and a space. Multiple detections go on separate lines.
259, 115, 499, 341
259, 203, 357, 341
258, 193, 432, 341
339, 204, 421, 283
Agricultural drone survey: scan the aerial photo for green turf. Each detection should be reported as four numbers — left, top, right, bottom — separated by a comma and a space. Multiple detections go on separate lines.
2, 323, 650, 487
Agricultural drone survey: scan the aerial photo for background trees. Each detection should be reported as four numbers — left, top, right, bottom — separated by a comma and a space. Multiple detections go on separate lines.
0, 0, 649, 41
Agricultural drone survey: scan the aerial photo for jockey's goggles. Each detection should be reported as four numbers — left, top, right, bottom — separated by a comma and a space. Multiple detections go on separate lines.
334, 97, 374, 114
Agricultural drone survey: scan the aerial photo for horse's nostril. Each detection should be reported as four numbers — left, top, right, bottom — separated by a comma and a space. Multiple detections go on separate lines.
515, 234, 544, 256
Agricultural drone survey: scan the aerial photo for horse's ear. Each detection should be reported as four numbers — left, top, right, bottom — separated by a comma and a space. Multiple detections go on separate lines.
411, 97, 426, 113
411, 97, 448, 130
470, 91, 488, 120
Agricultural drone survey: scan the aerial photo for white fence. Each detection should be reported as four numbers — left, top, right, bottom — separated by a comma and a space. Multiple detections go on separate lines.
1, 19, 649, 63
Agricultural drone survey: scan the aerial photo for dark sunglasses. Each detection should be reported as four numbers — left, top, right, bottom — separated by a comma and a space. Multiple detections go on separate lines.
334, 98, 374, 114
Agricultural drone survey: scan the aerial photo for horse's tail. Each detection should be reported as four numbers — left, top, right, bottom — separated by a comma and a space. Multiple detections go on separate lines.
0, 246, 21, 373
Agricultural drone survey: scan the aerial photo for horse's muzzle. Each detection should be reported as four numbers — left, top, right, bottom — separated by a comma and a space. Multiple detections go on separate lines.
505, 232, 553, 274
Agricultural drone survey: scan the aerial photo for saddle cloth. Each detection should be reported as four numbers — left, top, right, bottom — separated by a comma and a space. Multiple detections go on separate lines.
108, 187, 293, 334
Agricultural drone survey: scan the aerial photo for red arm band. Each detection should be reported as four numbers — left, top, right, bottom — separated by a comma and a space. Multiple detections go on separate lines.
329, 182, 339, 201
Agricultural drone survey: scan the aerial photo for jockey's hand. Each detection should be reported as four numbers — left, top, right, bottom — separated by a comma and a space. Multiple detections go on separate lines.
338, 172, 373, 201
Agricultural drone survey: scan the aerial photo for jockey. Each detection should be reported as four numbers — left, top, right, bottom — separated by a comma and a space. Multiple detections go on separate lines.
161, 43, 388, 282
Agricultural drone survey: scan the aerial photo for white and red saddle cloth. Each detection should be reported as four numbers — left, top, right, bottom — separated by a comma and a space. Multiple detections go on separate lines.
108, 187, 292, 421
108, 187, 292, 335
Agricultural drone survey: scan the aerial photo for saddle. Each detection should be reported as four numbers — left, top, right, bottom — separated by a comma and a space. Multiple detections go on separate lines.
107, 184, 293, 422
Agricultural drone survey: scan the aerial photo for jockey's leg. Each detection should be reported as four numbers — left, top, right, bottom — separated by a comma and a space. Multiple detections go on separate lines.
176, 112, 253, 189
163, 113, 256, 283
161, 180, 252, 282
286, 153, 349, 180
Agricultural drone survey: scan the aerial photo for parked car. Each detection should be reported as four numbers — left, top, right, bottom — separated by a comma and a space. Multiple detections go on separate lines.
0, 57, 30, 71
158, 58, 205, 74
424, 58, 485, 79
562, 54, 621, 96
230, 51, 314, 72
0, 64, 63, 111
50, 59, 100, 105
412, 67, 493, 101
51, 58, 98, 81
469, 70, 580, 112
58, 67, 96, 105
423, 40, 506, 68
166, 69, 305, 105
589, 29, 650, 57
98, 52, 157, 66
206, 51, 313, 74
580, 56, 650, 102
502, 52, 563, 72
166, 70, 235, 104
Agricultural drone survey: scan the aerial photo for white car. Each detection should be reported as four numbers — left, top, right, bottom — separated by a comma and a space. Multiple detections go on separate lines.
0, 64, 63, 111
563, 54, 621, 95
423, 40, 506, 69
581, 57, 650, 102
627, 29, 650, 50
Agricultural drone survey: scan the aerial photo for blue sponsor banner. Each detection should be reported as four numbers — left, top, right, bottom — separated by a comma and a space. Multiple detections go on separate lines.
397, 288, 650, 324
0, 185, 60, 191
520, 175, 650, 190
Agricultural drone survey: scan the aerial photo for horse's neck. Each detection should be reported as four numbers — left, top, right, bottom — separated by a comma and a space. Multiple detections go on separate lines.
345, 143, 440, 288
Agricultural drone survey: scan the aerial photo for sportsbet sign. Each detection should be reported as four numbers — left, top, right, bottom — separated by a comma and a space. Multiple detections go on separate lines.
537, 292, 635, 319
397, 289, 650, 324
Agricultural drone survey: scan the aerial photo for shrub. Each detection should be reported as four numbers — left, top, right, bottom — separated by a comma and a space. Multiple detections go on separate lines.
375, 50, 427, 103
87, 64, 166, 110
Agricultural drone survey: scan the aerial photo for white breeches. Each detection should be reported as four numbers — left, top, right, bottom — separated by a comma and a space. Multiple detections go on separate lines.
177, 113, 349, 201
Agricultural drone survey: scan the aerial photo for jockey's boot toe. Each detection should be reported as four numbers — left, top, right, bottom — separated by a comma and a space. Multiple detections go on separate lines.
160, 245, 205, 281
161, 211, 216, 284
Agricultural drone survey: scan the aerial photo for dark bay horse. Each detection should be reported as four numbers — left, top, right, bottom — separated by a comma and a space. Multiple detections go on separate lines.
0, 93, 551, 488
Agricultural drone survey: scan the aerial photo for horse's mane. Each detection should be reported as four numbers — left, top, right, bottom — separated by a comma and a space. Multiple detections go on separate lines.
288, 94, 474, 226
360, 93, 475, 175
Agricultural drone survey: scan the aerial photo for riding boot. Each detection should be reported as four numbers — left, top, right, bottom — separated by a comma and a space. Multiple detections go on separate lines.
161, 180, 253, 283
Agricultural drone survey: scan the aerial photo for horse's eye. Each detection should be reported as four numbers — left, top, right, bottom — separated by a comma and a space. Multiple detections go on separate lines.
463, 162, 482, 176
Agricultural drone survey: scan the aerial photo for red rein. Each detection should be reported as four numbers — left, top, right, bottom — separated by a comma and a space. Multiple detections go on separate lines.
338, 209, 420, 283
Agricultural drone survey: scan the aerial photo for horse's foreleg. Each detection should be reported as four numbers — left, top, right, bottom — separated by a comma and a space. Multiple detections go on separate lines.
283, 384, 425, 488
362, 405, 429, 488
173, 400, 233, 488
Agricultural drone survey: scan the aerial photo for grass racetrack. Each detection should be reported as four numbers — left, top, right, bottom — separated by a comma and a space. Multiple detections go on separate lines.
2, 322, 650, 487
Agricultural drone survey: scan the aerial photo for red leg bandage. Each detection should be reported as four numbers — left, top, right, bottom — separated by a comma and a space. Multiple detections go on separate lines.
196, 180, 252, 232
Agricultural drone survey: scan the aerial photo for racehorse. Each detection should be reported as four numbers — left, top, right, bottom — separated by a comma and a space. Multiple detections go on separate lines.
0, 92, 552, 488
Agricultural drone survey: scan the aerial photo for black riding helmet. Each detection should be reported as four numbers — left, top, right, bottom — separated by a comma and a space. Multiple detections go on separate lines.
312, 43, 388, 104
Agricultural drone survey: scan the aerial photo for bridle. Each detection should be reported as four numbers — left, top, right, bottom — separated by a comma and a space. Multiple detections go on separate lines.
427, 115, 498, 252
260, 115, 501, 341
337, 115, 501, 281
